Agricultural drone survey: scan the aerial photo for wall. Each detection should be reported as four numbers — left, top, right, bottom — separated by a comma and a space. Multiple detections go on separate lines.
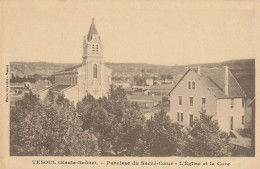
86, 58, 103, 98
102, 66, 112, 96
169, 70, 217, 127
77, 66, 87, 101
86, 34, 103, 56
63, 85, 80, 105
244, 98, 253, 129
217, 98, 245, 132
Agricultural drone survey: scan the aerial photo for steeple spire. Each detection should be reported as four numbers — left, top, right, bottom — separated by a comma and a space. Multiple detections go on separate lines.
87, 17, 99, 41
83, 35, 86, 44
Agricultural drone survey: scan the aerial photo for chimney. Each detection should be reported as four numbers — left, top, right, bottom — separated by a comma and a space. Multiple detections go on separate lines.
224, 66, 229, 95
197, 66, 201, 75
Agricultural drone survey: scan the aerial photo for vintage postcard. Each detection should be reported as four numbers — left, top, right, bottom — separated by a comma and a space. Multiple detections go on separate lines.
0, 0, 259, 169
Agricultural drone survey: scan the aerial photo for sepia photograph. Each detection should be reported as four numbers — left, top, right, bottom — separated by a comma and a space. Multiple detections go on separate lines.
1, 0, 258, 168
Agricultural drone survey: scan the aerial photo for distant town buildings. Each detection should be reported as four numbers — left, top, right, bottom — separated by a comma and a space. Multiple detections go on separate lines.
113, 81, 131, 88
145, 84, 174, 97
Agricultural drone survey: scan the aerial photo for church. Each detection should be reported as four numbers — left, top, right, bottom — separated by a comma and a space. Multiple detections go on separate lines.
38, 18, 112, 103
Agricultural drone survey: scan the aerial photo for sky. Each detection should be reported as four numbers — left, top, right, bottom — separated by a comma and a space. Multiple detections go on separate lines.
2, 0, 255, 66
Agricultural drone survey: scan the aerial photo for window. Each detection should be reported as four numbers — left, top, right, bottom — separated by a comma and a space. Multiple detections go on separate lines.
177, 112, 183, 122
242, 98, 245, 107
192, 81, 196, 89
230, 99, 234, 109
96, 45, 99, 54
202, 98, 206, 108
92, 45, 95, 54
242, 115, 244, 125
188, 81, 191, 89
189, 114, 194, 127
179, 96, 182, 105
190, 97, 193, 106
93, 64, 97, 78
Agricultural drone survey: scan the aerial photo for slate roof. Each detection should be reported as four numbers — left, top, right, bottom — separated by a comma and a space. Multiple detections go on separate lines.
199, 68, 246, 98
169, 67, 246, 99
56, 64, 83, 74
49, 85, 72, 93
230, 69, 255, 98
10, 83, 25, 88
147, 84, 174, 94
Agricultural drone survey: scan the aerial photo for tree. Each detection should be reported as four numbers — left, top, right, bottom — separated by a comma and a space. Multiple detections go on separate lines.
181, 110, 231, 157
144, 110, 184, 156
10, 92, 100, 156
10, 73, 16, 83
47, 75, 55, 85
133, 75, 146, 86
110, 101, 145, 156
77, 94, 114, 154
77, 85, 145, 156
10, 92, 42, 155
105, 85, 145, 156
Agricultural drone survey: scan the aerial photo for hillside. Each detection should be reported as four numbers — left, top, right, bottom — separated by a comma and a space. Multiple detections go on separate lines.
10, 59, 255, 78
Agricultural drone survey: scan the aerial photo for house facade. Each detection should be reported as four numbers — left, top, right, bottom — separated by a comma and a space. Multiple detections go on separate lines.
38, 18, 112, 103
146, 79, 154, 86
169, 66, 246, 133
229, 68, 255, 129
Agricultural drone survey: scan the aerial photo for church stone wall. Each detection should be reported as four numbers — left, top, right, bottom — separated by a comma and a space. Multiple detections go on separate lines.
63, 85, 80, 104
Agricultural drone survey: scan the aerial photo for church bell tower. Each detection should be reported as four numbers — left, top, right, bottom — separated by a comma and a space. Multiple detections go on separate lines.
82, 18, 105, 98
82, 18, 103, 64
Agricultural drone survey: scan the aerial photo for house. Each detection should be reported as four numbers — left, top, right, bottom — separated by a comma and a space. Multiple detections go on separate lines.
10, 83, 28, 96
169, 66, 247, 133
229, 68, 255, 129
153, 79, 163, 85
145, 78, 154, 86
38, 18, 112, 103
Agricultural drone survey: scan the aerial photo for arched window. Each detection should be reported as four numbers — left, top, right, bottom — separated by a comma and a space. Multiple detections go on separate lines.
93, 64, 97, 78
188, 81, 191, 89
92, 45, 95, 54
192, 81, 195, 89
